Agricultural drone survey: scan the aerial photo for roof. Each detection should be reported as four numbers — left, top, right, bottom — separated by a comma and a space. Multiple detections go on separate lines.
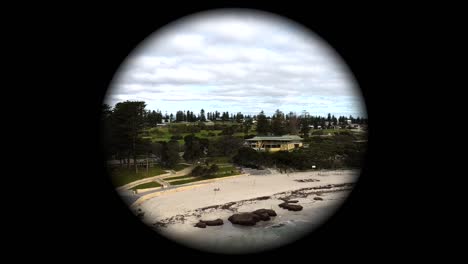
246, 135, 303, 141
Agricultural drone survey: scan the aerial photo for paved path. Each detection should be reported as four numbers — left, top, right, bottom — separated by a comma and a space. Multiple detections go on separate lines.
117, 165, 195, 191
154, 178, 170, 188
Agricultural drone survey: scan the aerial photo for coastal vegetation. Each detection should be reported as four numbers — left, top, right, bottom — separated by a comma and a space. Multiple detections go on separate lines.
103, 101, 367, 186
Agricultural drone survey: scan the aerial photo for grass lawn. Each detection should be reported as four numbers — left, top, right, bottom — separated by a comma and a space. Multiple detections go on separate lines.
130, 181, 162, 190
312, 129, 350, 135
109, 166, 166, 187
145, 127, 252, 144
170, 166, 240, 186
195, 130, 222, 138
207, 156, 231, 163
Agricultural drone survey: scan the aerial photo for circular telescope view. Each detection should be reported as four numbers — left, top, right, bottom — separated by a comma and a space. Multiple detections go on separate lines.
101, 9, 368, 254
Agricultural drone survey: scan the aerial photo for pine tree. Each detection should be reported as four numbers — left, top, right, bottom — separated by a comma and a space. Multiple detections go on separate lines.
200, 109, 206, 122
256, 110, 270, 135
271, 109, 286, 136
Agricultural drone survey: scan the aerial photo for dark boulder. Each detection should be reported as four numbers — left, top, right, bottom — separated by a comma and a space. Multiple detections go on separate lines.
278, 202, 303, 211
313, 197, 323, 201
228, 213, 261, 226
256, 212, 271, 221
252, 209, 277, 217
286, 200, 299, 203
194, 222, 207, 228
200, 219, 224, 226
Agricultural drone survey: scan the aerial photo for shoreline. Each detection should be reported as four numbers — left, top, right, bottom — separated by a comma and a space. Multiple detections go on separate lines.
133, 169, 359, 253
150, 181, 355, 228
136, 169, 359, 221
147, 188, 352, 254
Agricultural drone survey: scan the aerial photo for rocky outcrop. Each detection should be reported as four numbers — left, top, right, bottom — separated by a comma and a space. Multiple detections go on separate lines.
228, 209, 277, 226
200, 219, 224, 226
194, 222, 207, 228
252, 209, 277, 217
278, 202, 303, 211
228, 213, 261, 226
194, 218, 224, 228
313, 197, 323, 201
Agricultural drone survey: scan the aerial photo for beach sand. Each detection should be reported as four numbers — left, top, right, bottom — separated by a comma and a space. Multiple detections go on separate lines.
135, 169, 359, 254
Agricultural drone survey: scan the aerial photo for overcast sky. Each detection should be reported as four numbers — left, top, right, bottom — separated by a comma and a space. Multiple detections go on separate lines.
106, 10, 366, 118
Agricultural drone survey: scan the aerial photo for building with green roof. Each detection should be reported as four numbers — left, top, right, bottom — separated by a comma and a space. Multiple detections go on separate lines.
245, 135, 303, 152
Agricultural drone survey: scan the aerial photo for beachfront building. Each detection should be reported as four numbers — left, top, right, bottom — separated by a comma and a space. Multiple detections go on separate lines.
246, 135, 303, 152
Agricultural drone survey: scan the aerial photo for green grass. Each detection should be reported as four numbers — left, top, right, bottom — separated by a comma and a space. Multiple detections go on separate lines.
170, 166, 240, 185
145, 127, 251, 144
313, 129, 350, 135
109, 166, 166, 187
207, 156, 231, 163
194, 130, 222, 138
131, 181, 162, 190
164, 175, 193, 181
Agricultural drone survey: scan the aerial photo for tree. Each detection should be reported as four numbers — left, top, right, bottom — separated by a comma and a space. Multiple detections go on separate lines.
256, 110, 270, 135
111, 101, 147, 173
176, 111, 184, 122
190, 111, 195, 122
243, 117, 253, 135
146, 110, 160, 127
102, 104, 112, 119
221, 112, 229, 122
271, 109, 286, 136
208, 135, 243, 157
300, 117, 311, 137
236, 112, 243, 123
286, 112, 299, 135
161, 140, 180, 168
101, 104, 114, 159
183, 134, 205, 162
200, 109, 206, 122
220, 125, 235, 136
232, 147, 263, 168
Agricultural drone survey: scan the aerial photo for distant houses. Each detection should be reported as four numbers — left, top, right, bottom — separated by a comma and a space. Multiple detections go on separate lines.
246, 135, 303, 152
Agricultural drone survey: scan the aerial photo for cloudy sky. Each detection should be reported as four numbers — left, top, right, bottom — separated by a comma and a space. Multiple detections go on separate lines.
106, 10, 366, 117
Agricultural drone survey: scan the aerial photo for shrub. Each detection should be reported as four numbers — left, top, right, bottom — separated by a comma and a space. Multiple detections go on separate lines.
337, 130, 352, 136
312, 130, 324, 135
208, 164, 219, 174
171, 135, 183, 140
191, 165, 205, 176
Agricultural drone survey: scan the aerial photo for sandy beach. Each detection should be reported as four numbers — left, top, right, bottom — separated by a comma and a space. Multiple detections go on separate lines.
133, 169, 360, 254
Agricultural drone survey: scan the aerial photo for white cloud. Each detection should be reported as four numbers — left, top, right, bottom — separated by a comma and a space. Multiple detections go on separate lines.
106, 10, 366, 117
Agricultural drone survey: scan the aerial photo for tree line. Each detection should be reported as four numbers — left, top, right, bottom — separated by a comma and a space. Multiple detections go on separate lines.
102, 101, 368, 172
